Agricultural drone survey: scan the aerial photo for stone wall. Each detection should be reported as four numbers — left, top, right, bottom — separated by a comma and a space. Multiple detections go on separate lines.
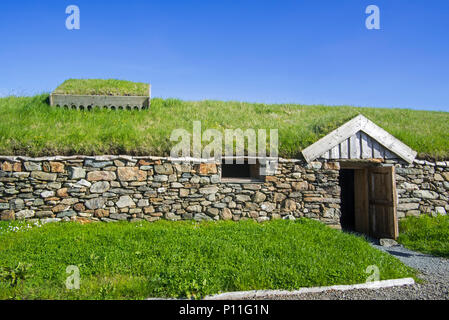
0, 156, 341, 225
395, 159, 449, 218
0, 156, 447, 225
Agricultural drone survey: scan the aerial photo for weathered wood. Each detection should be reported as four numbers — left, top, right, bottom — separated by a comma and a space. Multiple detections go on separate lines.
362, 120, 416, 163
354, 168, 369, 235
368, 166, 398, 239
372, 140, 382, 158
361, 132, 372, 158
320, 131, 400, 161
340, 139, 349, 159
303, 116, 364, 162
339, 159, 383, 169
330, 145, 339, 159
384, 149, 397, 159
302, 115, 417, 163
349, 134, 359, 159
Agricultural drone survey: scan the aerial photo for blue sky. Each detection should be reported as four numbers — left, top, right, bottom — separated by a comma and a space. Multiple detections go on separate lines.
0, 0, 448, 111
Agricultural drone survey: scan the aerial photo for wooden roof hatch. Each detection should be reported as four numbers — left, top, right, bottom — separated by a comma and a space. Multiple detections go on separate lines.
302, 115, 417, 163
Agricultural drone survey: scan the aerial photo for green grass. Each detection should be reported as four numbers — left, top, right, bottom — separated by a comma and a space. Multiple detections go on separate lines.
0, 219, 415, 300
53, 79, 149, 96
0, 94, 448, 159
398, 215, 449, 258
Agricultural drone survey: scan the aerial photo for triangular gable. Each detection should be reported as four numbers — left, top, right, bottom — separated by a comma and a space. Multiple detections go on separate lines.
302, 115, 417, 163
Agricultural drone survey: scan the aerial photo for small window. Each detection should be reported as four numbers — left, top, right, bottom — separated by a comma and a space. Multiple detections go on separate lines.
221, 160, 263, 183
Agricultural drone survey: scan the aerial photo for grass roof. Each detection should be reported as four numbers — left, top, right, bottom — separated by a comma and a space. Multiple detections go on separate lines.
53, 79, 149, 96
0, 94, 448, 160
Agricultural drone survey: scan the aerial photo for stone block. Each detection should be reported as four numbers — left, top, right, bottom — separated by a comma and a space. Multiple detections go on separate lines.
116, 196, 135, 208
90, 181, 110, 193
197, 163, 217, 175
85, 198, 106, 210
154, 164, 174, 175
84, 160, 113, 168
16, 209, 35, 219
413, 190, 439, 200
87, 171, 116, 181
117, 167, 147, 181
24, 162, 42, 171
235, 195, 251, 202
253, 192, 266, 203
283, 199, 297, 211
31, 171, 57, 181
220, 208, 233, 220
292, 181, 308, 191
199, 186, 219, 194
50, 162, 65, 173
1, 210, 15, 221
273, 193, 286, 202
56, 188, 69, 198
68, 167, 86, 179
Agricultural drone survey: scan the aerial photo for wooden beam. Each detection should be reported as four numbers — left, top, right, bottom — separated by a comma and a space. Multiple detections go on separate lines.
302, 115, 364, 162
361, 120, 417, 164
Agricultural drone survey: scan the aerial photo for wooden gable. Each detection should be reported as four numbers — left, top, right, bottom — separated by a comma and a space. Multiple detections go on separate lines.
302, 115, 417, 163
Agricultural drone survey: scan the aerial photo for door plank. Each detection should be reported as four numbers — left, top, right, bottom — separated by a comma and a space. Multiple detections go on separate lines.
354, 169, 369, 235
368, 166, 398, 239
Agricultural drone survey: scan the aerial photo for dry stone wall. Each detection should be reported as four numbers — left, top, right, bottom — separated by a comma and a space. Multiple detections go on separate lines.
0, 156, 341, 225
0, 156, 447, 225
395, 159, 449, 218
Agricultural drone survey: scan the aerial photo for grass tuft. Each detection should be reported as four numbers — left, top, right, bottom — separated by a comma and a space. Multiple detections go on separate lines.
398, 215, 449, 258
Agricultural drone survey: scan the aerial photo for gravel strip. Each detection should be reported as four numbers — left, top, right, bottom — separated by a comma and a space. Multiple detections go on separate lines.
249, 241, 449, 300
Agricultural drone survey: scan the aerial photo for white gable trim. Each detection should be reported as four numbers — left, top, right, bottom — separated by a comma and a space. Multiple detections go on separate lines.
302, 115, 417, 163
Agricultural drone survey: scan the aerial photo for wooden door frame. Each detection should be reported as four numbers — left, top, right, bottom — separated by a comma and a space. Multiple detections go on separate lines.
338, 161, 398, 239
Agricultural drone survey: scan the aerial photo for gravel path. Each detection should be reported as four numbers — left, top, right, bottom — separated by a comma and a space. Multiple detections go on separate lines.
253, 241, 449, 300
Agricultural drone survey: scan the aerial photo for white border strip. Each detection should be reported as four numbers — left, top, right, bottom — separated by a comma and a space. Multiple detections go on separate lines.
204, 278, 415, 300
1, 155, 446, 167
0, 154, 281, 163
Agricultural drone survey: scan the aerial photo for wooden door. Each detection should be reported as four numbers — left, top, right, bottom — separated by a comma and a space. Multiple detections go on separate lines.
368, 166, 398, 239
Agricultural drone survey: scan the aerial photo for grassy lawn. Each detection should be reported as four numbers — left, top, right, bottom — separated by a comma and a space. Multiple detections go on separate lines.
398, 215, 449, 258
0, 219, 415, 300
53, 79, 149, 96
0, 94, 448, 159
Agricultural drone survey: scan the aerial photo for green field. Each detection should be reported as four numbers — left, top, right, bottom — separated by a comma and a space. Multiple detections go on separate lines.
0, 219, 415, 300
0, 94, 448, 159
53, 79, 149, 96
398, 215, 449, 258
